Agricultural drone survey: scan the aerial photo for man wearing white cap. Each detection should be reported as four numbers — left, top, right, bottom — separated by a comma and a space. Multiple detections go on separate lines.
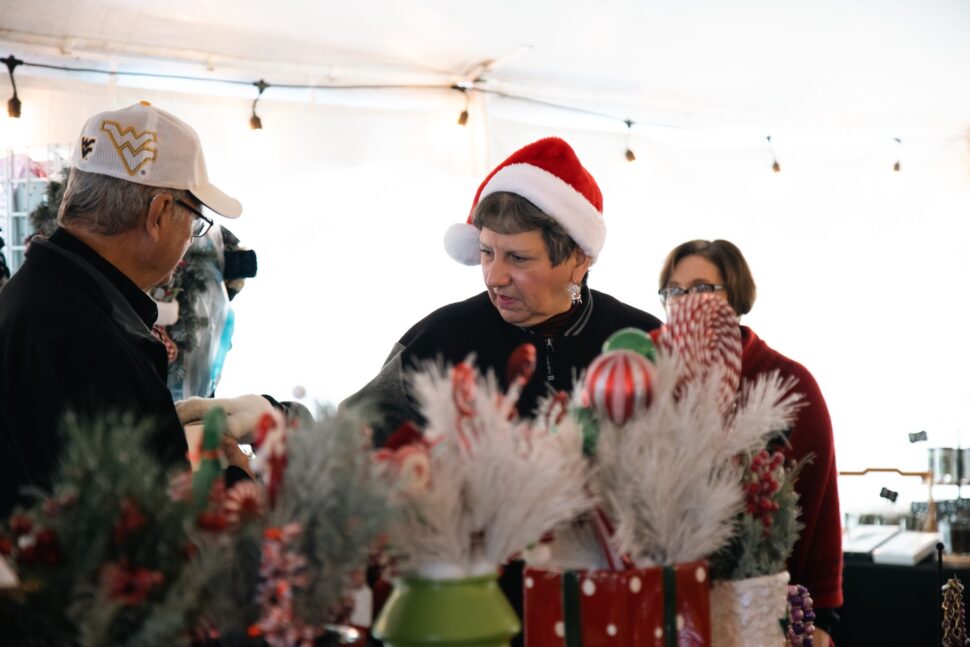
0, 102, 243, 516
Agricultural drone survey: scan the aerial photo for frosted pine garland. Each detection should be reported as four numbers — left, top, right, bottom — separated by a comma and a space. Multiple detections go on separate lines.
0, 407, 393, 646
385, 360, 592, 578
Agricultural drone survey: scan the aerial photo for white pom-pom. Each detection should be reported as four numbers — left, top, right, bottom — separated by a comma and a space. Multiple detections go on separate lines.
443, 222, 482, 265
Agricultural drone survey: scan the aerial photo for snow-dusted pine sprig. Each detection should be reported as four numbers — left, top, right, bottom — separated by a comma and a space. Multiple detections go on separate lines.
266, 406, 392, 628
385, 358, 592, 579
593, 350, 803, 566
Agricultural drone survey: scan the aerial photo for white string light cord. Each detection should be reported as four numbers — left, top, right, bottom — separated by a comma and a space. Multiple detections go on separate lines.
2, 54, 967, 167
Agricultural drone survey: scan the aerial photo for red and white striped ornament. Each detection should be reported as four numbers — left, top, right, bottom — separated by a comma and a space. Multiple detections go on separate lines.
657, 293, 742, 413
583, 350, 656, 425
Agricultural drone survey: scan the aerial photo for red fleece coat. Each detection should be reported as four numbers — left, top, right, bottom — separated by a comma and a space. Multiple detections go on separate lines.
741, 326, 843, 609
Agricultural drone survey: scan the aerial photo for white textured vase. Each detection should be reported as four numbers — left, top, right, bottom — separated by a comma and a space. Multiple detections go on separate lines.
710, 570, 790, 647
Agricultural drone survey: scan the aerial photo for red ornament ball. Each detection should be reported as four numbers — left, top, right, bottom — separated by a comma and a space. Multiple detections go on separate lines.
583, 350, 656, 425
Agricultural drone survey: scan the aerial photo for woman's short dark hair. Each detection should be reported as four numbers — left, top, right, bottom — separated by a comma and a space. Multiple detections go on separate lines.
658, 239, 757, 315
472, 192, 580, 266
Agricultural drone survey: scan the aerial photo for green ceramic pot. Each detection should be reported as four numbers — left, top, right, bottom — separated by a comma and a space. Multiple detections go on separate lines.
373, 573, 520, 647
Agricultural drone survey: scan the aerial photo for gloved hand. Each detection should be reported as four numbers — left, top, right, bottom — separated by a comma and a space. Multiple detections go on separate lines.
175, 394, 276, 443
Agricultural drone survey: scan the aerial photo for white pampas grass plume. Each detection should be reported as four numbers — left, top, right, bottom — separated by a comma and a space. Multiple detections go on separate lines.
523, 515, 616, 572
386, 360, 592, 578
591, 351, 803, 566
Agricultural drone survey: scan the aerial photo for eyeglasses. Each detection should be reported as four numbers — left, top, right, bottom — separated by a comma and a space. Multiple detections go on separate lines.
658, 283, 726, 303
176, 199, 213, 238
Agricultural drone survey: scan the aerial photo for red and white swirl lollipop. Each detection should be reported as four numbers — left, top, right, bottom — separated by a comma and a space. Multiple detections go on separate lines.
656, 292, 742, 413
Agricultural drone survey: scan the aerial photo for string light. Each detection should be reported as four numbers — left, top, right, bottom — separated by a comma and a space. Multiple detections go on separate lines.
893, 137, 901, 172
624, 119, 636, 162
454, 85, 470, 126
250, 79, 269, 130
767, 135, 781, 173
5, 53, 969, 158
2, 54, 648, 137
2, 55, 22, 118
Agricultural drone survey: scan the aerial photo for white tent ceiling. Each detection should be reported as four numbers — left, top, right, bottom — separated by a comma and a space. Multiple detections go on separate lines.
3, 1, 970, 475
2, 0, 969, 136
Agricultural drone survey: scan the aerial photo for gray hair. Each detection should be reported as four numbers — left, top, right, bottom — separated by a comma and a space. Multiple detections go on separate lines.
473, 191, 581, 266
58, 169, 190, 236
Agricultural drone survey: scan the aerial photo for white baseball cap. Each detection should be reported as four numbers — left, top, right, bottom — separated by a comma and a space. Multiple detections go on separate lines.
71, 101, 242, 218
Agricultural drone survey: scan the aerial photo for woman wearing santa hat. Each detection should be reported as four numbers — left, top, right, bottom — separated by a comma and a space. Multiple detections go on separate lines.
658, 239, 842, 646
346, 137, 662, 447
347, 137, 662, 643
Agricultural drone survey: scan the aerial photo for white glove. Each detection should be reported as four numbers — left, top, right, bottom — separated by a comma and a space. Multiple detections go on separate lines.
175, 394, 276, 443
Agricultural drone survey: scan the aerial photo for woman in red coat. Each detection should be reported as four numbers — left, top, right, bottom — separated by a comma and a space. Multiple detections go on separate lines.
658, 239, 842, 646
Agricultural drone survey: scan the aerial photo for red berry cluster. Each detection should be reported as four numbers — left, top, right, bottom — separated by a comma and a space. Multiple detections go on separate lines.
2, 513, 61, 566
744, 449, 785, 536
112, 497, 147, 545
100, 560, 164, 606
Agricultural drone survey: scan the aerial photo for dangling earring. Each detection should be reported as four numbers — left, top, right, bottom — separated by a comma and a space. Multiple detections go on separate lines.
568, 283, 582, 305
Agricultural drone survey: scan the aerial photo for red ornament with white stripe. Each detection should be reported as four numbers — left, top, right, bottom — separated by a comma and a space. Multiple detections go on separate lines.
583, 350, 656, 425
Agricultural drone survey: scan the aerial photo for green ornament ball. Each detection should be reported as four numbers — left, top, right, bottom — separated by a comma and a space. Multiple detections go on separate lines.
603, 327, 656, 362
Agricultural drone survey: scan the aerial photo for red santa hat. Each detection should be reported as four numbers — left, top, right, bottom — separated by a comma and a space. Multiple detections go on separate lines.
443, 137, 606, 265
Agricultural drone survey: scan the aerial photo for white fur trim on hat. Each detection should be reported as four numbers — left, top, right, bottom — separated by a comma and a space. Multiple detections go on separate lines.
443, 222, 482, 266
481, 163, 606, 264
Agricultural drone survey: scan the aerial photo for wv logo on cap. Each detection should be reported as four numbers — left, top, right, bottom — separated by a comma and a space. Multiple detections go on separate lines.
100, 120, 158, 176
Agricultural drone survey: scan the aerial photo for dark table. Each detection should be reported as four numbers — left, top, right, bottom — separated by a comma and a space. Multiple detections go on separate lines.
838, 556, 969, 646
